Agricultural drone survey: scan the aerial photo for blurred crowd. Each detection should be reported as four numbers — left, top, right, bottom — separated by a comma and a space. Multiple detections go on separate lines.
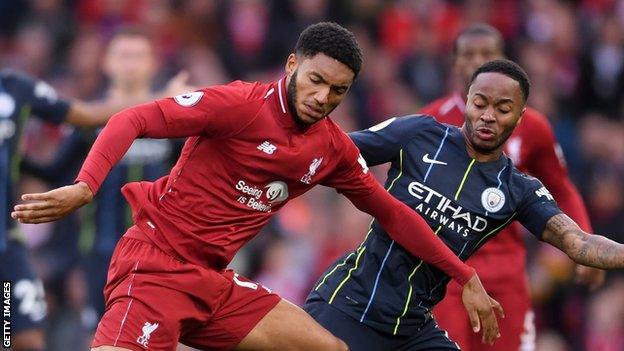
1, 0, 624, 350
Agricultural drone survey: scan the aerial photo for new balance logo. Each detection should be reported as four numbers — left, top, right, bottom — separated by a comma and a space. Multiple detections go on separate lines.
422, 153, 447, 166
137, 322, 159, 347
257, 141, 277, 154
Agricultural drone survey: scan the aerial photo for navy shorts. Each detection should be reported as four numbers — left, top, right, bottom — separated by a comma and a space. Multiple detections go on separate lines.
0, 239, 47, 332
304, 295, 460, 351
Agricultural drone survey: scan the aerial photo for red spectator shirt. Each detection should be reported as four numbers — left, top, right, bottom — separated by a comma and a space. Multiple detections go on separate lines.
420, 93, 592, 285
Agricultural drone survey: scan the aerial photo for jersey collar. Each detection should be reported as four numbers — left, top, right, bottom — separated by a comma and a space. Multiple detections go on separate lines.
270, 77, 319, 133
450, 127, 509, 168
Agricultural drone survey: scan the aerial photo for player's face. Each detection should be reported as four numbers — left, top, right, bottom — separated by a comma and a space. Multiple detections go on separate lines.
454, 35, 503, 91
104, 35, 156, 89
285, 53, 354, 125
464, 72, 525, 156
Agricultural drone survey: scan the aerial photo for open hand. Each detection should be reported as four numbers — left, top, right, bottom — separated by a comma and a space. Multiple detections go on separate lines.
11, 181, 93, 224
162, 70, 195, 97
461, 273, 504, 345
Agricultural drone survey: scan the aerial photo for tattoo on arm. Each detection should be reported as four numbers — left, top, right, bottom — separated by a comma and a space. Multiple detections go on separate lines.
543, 214, 624, 269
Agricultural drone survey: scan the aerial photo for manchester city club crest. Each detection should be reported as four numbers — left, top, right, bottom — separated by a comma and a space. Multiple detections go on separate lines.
481, 187, 506, 213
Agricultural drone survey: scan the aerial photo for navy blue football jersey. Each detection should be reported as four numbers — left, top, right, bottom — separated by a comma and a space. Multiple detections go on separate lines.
310, 115, 561, 336
0, 69, 70, 251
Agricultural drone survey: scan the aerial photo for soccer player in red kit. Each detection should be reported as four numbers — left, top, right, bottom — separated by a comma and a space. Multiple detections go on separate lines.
420, 23, 606, 351
12, 23, 502, 351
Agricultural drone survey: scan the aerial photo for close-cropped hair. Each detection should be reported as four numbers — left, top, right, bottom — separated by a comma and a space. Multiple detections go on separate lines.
453, 23, 504, 57
470, 59, 531, 102
294, 22, 363, 77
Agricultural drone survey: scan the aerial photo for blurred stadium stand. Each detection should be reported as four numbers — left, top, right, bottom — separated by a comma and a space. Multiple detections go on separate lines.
2, 1, 623, 350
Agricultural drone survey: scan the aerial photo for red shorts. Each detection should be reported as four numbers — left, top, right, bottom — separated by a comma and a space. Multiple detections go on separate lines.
92, 227, 281, 351
433, 279, 535, 351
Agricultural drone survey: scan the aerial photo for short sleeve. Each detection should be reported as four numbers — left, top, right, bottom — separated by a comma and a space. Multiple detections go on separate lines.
322, 130, 378, 198
3, 70, 70, 124
516, 175, 563, 239
349, 115, 433, 166
154, 81, 261, 139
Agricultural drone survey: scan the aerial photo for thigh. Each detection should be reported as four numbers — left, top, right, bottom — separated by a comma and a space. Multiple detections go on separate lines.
0, 239, 47, 333
183, 270, 347, 351
304, 296, 392, 351
234, 299, 346, 351
182, 270, 283, 350
398, 319, 460, 351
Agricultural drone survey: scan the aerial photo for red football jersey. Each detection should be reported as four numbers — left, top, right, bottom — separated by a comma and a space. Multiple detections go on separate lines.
83, 79, 377, 269
76, 79, 475, 284
421, 93, 592, 283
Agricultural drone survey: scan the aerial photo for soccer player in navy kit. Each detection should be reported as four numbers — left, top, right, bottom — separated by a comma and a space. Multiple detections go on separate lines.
0, 68, 164, 351
11, 23, 501, 351
305, 59, 624, 350
422, 24, 603, 351
1, 61, 188, 349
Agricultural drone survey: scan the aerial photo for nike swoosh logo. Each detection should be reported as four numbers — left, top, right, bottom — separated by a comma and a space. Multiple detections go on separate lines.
422, 153, 447, 166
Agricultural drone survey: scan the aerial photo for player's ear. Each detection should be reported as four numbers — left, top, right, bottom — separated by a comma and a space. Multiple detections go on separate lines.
285, 53, 298, 75
516, 107, 526, 126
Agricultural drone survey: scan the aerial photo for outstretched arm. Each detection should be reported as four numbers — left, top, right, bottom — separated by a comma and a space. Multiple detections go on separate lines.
13, 81, 260, 224
328, 126, 503, 344
348, 184, 503, 345
12, 101, 190, 224
66, 71, 193, 127
542, 213, 624, 269
525, 113, 604, 289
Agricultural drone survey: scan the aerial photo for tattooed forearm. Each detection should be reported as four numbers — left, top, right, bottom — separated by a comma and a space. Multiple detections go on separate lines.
543, 214, 572, 249
577, 235, 590, 261
570, 235, 623, 268
543, 214, 624, 269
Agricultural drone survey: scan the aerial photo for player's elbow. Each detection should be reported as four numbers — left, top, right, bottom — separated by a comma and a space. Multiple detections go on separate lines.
564, 234, 593, 265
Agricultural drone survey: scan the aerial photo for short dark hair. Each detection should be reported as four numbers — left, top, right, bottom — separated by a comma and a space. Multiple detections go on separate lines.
294, 22, 363, 77
453, 23, 504, 57
470, 59, 530, 102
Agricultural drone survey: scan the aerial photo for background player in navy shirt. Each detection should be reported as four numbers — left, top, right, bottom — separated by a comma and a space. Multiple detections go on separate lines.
1, 68, 189, 350
18, 27, 180, 331
305, 59, 624, 351
0, 68, 125, 351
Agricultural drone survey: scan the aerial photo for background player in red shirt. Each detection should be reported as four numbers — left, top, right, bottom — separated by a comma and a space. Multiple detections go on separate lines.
420, 23, 606, 351
12, 22, 501, 351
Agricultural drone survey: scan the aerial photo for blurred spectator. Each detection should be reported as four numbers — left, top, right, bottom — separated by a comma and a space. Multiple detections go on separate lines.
578, 14, 624, 118
3, 1, 624, 350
